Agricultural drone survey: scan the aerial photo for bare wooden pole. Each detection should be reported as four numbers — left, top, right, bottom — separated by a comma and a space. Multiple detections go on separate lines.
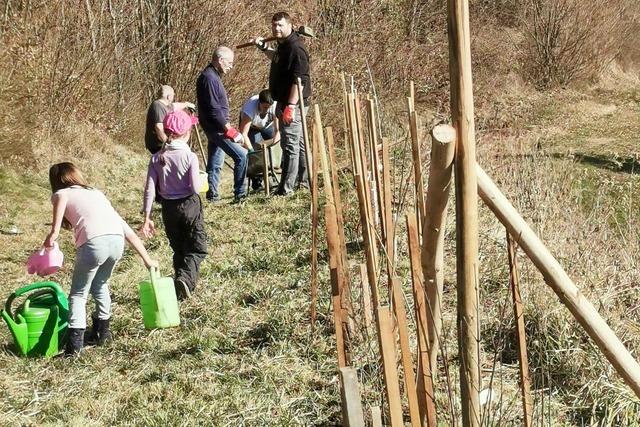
367, 99, 387, 246
371, 407, 383, 427
310, 127, 320, 332
422, 124, 456, 372
506, 232, 533, 427
381, 137, 395, 275
296, 78, 313, 195
407, 213, 438, 427
378, 306, 404, 426
408, 107, 427, 228
262, 145, 270, 195
477, 164, 640, 399
390, 277, 421, 427
354, 94, 376, 234
448, 0, 482, 422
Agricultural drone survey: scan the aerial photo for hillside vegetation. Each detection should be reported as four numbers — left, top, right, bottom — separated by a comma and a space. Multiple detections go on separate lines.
1, 0, 640, 425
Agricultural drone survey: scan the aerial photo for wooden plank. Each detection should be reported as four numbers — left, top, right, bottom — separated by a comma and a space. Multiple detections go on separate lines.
448, 0, 482, 422
261, 144, 270, 195
381, 137, 395, 277
367, 99, 387, 248
340, 367, 366, 427
477, 163, 640, 398
390, 277, 421, 427
377, 306, 404, 426
422, 123, 456, 371
407, 213, 438, 427
507, 232, 533, 427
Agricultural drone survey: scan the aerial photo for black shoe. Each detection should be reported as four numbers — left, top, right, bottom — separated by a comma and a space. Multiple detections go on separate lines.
175, 279, 192, 301
85, 316, 112, 346
65, 328, 85, 356
231, 195, 247, 205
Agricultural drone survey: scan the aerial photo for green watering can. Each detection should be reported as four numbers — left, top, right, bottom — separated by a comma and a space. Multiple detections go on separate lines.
138, 267, 180, 329
1, 281, 69, 357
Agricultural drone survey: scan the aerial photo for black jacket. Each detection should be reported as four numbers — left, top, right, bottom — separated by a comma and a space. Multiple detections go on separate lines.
269, 32, 311, 106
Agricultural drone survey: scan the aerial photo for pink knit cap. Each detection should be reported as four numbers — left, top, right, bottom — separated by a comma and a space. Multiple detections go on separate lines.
163, 110, 199, 136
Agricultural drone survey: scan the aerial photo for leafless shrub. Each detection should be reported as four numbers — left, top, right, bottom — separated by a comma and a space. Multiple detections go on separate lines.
521, 0, 632, 88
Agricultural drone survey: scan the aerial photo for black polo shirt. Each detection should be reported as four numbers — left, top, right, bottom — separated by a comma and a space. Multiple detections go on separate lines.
269, 32, 311, 106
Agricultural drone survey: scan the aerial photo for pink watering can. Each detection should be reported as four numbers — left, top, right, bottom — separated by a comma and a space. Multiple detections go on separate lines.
26, 243, 64, 276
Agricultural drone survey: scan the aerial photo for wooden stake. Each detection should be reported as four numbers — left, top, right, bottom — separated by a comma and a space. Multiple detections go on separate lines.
310, 127, 320, 332
326, 203, 349, 367
448, 0, 481, 422
390, 277, 421, 427
422, 124, 456, 372
360, 264, 373, 336
477, 163, 640, 398
378, 306, 404, 426
371, 407, 383, 427
340, 367, 366, 427
296, 78, 313, 194
381, 137, 395, 276
507, 232, 533, 427
407, 213, 438, 427
354, 94, 376, 237
367, 99, 386, 244
408, 105, 426, 233
326, 127, 351, 287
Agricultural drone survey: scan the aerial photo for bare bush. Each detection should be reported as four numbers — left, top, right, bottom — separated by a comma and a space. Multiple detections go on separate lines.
521, 0, 632, 88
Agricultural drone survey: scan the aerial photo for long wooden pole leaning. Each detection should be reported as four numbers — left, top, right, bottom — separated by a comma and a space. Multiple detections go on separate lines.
506, 232, 533, 427
408, 103, 426, 233
422, 124, 456, 372
310, 128, 320, 332
407, 213, 438, 427
296, 78, 313, 196
448, 0, 482, 423
381, 137, 395, 276
477, 164, 640, 398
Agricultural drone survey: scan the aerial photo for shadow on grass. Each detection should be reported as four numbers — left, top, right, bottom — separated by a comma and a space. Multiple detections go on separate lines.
549, 152, 640, 174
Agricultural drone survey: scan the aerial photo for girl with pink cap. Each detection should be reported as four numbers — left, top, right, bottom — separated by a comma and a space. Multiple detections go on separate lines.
141, 109, 208, 301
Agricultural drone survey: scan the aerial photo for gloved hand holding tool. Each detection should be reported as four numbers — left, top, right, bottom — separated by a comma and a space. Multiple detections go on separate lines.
282, 104, 296, 125
224, 127, 243, 144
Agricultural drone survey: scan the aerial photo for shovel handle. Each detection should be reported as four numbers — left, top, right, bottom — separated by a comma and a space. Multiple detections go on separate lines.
236, 36, 277, 49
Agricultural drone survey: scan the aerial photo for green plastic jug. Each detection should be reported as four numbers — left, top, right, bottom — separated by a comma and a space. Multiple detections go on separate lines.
1, 281, 69, 357
138, 267, 180, 329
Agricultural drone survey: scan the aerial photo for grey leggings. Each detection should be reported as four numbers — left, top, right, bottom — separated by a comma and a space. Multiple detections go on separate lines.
68, 234, 124, 329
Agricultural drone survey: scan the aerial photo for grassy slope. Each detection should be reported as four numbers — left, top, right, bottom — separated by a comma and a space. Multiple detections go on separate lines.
1, 79, 639, 425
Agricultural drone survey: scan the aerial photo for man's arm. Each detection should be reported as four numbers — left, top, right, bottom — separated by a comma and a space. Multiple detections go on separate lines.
154, 122, 168, 144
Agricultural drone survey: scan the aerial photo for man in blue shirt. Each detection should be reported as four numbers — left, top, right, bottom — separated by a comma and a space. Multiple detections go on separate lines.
196, 46, 248, 203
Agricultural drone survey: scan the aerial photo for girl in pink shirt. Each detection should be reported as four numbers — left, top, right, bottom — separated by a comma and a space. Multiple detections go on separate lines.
44, 162, 158, 356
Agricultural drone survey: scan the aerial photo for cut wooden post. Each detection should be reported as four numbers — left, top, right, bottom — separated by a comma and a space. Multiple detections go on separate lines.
507, 232, 533, 427
422, 124, 456, 372
367, 99, 387, 245
448, 0, 482, 422
371, 407, 383, 427
326, 203, 349, 367
476, 163, 640, 398
407, 213, 438, 427
340, 367, 366, 427
390, 277, 421, 427
360, 264, 373, 336
378, 306, 404, 426
310, 127, 320, 332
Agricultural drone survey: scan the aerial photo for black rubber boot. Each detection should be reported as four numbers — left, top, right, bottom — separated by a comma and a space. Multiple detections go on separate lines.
96, 317, 112, 346
65, 328, 85, 356
85, 316, 112, 346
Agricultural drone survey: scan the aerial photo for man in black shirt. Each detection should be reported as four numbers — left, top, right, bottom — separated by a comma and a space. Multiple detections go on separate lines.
254, 12, 311, 196
144, 85, 195, 154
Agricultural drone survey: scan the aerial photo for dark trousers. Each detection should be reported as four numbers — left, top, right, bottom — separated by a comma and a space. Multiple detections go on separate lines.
161, 194, 208, 290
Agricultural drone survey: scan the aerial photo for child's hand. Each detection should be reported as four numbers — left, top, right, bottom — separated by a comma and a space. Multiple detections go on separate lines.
140, 219, 156, 238
44, 231, 58, 248
145, 258, 159, 269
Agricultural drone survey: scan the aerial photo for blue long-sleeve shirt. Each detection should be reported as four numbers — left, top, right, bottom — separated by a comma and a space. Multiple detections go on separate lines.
196, 64, 229, 133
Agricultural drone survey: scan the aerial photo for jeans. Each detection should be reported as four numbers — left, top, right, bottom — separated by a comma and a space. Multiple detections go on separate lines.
248, 125, 275, 150
161, 193, 208, 290
278, 105, 309, 194
68, 234, 124, 329
204, 130, 248, 199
